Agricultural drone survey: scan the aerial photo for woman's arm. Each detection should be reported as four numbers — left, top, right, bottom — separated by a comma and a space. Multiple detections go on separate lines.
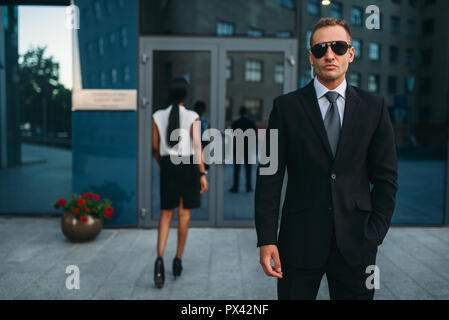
191, 117, 206, 173
191, 118, 208, 194
152, 119, 160, 166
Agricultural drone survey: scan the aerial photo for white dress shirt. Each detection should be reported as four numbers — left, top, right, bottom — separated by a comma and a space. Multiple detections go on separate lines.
153, 105, 200, 156
313, 77, 347, 127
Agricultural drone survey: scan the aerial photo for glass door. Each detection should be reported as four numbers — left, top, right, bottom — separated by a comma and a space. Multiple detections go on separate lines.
138, 37, 297, 228
138, 38, 219, 228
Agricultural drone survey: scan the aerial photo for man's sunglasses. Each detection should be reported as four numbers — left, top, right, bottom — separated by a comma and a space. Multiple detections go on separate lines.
311, 41, 351, 58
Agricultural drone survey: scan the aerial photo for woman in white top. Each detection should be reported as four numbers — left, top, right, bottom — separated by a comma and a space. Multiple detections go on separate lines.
151, 77, 208, 288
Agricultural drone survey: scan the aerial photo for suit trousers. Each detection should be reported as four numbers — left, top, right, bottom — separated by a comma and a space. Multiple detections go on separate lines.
277, 224, 378, 300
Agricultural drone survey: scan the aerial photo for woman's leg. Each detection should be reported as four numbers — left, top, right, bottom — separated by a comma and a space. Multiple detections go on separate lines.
157, 209, 174, 258
176, 197, 191, 259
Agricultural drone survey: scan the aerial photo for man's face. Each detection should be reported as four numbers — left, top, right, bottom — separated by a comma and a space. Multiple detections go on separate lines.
308, 26, 354, 83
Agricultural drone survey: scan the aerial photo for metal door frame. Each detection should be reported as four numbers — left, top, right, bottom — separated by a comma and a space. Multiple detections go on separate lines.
138, 36, 297, 228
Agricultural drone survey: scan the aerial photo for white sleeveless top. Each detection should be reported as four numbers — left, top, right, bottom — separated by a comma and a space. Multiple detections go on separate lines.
153, 105, 200, 156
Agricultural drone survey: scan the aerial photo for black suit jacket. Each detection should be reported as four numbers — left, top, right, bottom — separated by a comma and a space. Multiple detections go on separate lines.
255, 80, 398, 268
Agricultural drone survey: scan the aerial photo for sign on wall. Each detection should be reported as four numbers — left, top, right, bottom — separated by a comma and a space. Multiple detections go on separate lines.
72, 89, 137, 111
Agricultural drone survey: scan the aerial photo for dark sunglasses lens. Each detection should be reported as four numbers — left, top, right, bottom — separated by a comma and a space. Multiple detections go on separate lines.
311, 44, 326, 58
331, 41, 349, 55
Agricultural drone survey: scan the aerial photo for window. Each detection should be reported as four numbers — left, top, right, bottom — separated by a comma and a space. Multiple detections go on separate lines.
111, 69, 118, 84
280, 0, 294, 9
391, 16, 400, 33
368, 74, 379, 93
421, 48, 433, 66
276, 31, 292, 38
120, 26, 128, 48
217, 21, 234, 36
419, 78, 431, 94
423, 19, 434, 36
369, 43, 380, 61
407, 20, 416, 35
109, 32, 116, 45
352, 39, 361, 58
274, 63, 284, 84
100, 71, 107, 88
406, 49, 415, 67
307, 0, 320, 15
226, 57, 232, 80
388, 76, 397, 94
351, 7, 362, 26
98, 37, 104, 56
123, 65, 130, 83
94, 0, 102, 21
244, 98, 262, 120
306, 30, 312, 49
419, 107, 430, 124
330, 2, 343, 19
390, 46, 399, 63
248, 28, 263, 37
245, 60, 263, 82
106, 1, 113, 15
405, 76, 415, 93
348, 73, 361, 87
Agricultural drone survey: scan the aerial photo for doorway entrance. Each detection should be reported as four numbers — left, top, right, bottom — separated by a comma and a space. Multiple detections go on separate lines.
138, 37, 297, 227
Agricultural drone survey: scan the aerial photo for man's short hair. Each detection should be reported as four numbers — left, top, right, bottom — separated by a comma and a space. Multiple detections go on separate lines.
310, 17, 352, 48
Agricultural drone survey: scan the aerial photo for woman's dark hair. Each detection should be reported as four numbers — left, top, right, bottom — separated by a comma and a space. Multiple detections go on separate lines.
194, 100, 206, 117
167, 77, 188, 148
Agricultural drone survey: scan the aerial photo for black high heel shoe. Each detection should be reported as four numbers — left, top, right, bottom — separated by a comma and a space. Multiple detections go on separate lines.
154, 257, 165, 288
173, 257, 183, 279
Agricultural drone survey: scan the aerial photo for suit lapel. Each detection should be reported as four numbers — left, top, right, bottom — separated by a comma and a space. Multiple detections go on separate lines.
298, 80, 360, 163
299, 81, 333, 159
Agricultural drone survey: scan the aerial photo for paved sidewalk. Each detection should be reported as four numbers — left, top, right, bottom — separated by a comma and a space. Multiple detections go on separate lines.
0, 217, 448, 300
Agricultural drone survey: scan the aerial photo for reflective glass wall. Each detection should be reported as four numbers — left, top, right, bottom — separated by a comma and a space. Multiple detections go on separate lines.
298, 0, 449, 225
0, 5, 72, 215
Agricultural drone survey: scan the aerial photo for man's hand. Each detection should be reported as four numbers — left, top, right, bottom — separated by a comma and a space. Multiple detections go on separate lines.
259, 245, 283, 278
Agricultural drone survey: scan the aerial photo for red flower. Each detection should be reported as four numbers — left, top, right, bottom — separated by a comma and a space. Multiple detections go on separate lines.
82, 193, 88, 199
77, 199, 86, 207
58, 198, 66, 206
104, 206, 113, 218
80, 216, 88, 224
73, 208, 80, 215
85, 207, 91, 213
89, 192, 95, 199
95, 194, 100, 201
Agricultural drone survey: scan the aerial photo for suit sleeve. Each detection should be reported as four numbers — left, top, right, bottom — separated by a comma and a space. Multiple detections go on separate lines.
254, 98, 287, 247
367, 97, 399, 245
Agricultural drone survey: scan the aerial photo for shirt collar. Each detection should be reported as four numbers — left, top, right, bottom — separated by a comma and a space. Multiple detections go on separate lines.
313, 77, 347, 100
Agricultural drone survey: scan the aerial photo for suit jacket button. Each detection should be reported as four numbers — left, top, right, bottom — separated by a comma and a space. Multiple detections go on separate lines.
331, 173, 336, 180
328, 206, 333, 211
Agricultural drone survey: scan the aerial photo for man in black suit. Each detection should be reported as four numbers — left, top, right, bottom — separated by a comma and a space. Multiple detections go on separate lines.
230, 106, 257, 193
255, 18, 398, 300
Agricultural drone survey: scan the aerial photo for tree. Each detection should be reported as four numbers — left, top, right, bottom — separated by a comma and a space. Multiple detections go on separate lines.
18, 45, 71, 139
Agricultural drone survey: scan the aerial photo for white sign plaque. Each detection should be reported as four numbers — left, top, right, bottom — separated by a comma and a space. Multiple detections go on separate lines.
72, 89, 137, 111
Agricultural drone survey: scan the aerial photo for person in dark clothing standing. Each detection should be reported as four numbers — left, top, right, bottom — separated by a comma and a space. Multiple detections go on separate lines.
229, 106, 257, 193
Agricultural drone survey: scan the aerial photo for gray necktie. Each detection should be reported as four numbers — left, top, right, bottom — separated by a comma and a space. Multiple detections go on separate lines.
323, 91, 341, 158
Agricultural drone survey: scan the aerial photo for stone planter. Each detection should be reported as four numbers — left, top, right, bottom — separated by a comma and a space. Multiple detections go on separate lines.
61, 211, 103, 242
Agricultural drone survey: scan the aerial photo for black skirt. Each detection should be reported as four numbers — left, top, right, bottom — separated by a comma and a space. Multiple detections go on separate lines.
159, 155, 201, 210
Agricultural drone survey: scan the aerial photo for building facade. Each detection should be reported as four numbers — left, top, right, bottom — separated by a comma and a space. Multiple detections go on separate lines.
1, 0, 448, 227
